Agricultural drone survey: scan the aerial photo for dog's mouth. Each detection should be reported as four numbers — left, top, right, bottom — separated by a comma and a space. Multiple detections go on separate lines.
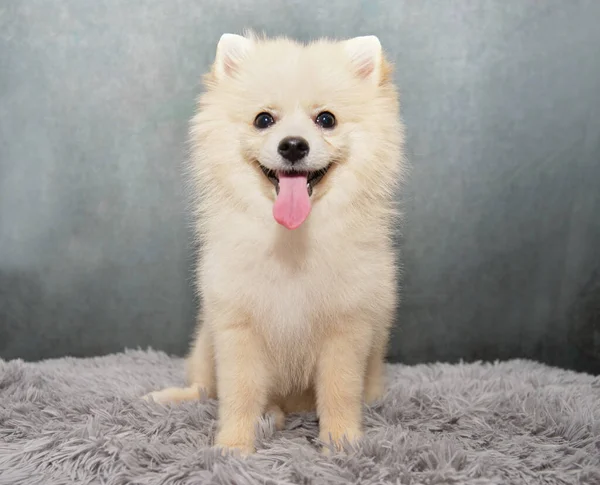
258, 163, 331, 230
258, 164, 331, 197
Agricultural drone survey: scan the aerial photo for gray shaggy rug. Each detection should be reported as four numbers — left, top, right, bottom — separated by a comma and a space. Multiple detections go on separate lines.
1, 350, 599, 485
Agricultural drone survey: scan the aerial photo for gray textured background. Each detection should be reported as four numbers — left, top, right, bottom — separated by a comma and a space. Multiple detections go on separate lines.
1, 1, 599, 373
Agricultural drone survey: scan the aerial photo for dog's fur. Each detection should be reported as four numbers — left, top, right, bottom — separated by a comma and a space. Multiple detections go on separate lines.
145, 32, 405, 454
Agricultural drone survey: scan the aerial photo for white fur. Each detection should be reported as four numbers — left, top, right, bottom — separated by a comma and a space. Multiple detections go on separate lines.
145, 32, 406, 455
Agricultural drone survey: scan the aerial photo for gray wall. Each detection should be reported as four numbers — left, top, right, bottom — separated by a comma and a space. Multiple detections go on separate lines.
1, 1, 599, 373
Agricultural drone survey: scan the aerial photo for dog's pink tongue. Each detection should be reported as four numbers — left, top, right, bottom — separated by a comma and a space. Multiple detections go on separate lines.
273, 172, 311, 230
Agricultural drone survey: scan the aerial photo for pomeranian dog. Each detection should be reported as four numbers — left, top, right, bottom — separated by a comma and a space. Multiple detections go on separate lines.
145, 32, 405, 455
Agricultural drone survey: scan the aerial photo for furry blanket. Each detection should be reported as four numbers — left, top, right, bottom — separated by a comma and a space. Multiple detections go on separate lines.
1, 350, 598, 484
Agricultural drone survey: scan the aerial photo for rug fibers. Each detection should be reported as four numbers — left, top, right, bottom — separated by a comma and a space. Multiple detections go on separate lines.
1, 350, 599, 484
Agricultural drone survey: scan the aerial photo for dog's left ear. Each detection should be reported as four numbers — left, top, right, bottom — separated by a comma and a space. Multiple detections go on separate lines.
344, 36, 382, 84
214, 33, 253, 81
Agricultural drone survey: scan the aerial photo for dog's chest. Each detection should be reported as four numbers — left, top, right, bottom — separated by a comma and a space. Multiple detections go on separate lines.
212, 236, 354, 328
247, 252, 334, 331
205, 221, 380, 331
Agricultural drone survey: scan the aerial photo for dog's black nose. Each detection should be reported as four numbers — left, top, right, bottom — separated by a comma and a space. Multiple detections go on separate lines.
278, 136, 310, 164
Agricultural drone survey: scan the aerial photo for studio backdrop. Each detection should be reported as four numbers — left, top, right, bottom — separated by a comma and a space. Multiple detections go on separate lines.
1, 0, 599, 374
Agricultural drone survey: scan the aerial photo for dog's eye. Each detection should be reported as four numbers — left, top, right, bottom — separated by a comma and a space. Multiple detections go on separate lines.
254, 112, 275, 129
315, 111, 336, 129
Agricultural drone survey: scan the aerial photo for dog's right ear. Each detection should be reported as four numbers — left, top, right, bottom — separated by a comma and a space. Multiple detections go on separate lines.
213, 33, 253, 81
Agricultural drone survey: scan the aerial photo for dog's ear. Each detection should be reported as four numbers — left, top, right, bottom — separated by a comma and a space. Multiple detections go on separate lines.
214, 33, 253, 81
344, 36, 383, 84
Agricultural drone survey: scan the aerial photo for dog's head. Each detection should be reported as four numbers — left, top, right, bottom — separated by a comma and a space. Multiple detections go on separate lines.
191, 33, 403, 230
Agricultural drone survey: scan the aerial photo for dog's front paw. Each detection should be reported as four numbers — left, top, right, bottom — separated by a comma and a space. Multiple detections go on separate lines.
319, 427, 362, 455
214, 435, 255, 456
214, 425, 257, 456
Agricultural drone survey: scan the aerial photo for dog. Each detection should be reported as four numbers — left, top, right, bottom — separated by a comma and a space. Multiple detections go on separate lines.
144, 32, 405, 455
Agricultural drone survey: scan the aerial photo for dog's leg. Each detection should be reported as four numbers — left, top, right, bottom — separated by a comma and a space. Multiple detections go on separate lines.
214, 324, 268, 455
316, 322, 371, 453
143, 321, 216, 404
185, 322, 217, 398
364, 304, 393, 404
265, 402, 286, 430
363, 337, 388, 404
